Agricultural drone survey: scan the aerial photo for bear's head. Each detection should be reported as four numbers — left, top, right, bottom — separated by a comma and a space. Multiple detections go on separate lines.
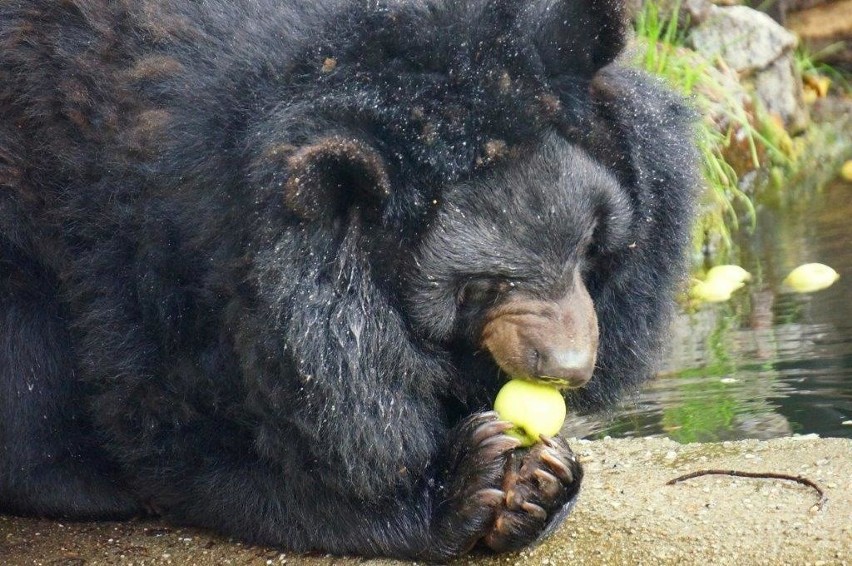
408, 134, 632, 392
240, 0, 692, 414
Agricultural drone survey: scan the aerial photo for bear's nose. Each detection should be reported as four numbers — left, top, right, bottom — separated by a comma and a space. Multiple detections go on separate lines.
534, 347, 595, 389
480, 268, 599, 389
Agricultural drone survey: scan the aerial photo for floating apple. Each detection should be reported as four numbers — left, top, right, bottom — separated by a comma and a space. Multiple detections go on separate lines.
705, 265, 751, 284
841, 160, 852, 182
691, 264, 751, 303
783, 263, 839, 293
690, 278, 745, 303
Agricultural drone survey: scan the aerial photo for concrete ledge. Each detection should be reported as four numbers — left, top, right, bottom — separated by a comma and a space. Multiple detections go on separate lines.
2, 436, 849, 565
476, 436, 851, 566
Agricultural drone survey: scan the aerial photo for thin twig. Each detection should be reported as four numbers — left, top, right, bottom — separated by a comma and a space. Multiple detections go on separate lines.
667, 469, 828, 511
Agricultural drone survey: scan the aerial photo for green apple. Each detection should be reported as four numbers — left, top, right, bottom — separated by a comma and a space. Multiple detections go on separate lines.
691, 264, 751, 303
690, 278, 744, 303
841, 160, 852, 182
493, 379, 566, 447
706, 265, 751, 284
783, 263, 839, 293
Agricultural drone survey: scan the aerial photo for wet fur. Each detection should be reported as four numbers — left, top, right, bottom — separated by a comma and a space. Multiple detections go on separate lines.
0, 0, 696, 559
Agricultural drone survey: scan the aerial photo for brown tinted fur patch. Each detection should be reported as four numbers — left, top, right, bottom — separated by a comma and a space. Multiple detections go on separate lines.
126, 109, 171, 156
65, 109, 90, 131
124, 56, 185, 83
61, 79, 90, 105
536, 93, 562, 118
476, 139, 508, 167
481, 313, 531, 377
139, 0, 201, 43
59, 79, 93, 131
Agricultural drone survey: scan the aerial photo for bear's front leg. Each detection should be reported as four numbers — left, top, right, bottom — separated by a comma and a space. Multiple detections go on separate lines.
420, 411, 521, 558
239, 409, 582, 560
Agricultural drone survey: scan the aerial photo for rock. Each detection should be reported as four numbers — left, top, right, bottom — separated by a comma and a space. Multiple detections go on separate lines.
689, 6, 797, 72
688, 5, 809, 131
809, 95, 852, 125
625, 0, 729, 27
684, 0, 717, 23
754, 53, 810, 132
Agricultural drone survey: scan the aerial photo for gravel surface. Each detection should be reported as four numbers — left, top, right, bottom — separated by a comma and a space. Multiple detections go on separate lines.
2, 435, 849, 565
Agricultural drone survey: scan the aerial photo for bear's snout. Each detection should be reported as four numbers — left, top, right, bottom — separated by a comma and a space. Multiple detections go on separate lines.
480, 274, 598, 389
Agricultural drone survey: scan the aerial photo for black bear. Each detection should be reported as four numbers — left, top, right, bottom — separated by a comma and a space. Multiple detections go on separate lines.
0, 0, 696, 560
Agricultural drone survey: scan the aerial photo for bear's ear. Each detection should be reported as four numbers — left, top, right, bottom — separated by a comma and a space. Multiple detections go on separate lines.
530, 0, 626, 77
284, 137, 391, 220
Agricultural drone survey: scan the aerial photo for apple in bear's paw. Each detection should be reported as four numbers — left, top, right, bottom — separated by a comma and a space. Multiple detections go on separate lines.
493, 379, 566, 447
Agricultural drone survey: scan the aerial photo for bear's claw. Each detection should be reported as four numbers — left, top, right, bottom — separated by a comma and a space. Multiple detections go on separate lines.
481, 435, 582, 553
426, 412, 520, 559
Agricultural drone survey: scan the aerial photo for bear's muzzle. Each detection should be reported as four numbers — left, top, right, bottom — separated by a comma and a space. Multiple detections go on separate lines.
481, 270, 598, 389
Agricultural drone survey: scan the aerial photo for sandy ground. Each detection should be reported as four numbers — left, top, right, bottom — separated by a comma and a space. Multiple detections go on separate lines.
2, 435, 849, 566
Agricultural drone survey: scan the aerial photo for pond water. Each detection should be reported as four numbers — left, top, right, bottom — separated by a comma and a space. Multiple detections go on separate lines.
571, 176, 852, 443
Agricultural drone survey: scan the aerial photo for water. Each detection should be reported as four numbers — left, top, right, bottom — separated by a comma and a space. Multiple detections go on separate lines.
571, 177, 852, 442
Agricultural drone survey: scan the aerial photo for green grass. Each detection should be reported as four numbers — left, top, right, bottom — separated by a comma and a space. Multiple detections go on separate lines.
795, 43, 851, 95
632, 1, 797, 256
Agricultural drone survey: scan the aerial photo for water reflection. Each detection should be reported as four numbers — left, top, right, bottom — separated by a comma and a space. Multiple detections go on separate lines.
571, 177, 852, 442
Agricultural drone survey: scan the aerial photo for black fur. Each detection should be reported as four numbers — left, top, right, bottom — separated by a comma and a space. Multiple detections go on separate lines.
0, 0, 697, 560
